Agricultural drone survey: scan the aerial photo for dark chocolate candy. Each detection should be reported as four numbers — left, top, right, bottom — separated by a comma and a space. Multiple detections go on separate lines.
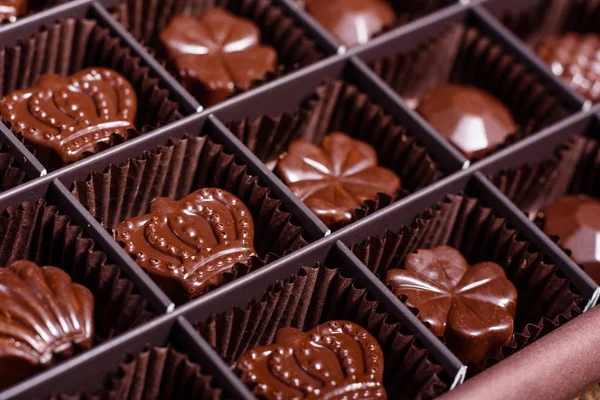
416, 84, 517, 160
237, 320, 386, 399
305, 0, 396, 48
275, 132, 401, 229
0, 260, 94, 389
116, 188, 256, 303
541, 195, 600, 284
159, 8, 277, 106
0, 68, 136, 167
537, 33, 600, 102
0, 0, 26, 21
386, 246, 517, 365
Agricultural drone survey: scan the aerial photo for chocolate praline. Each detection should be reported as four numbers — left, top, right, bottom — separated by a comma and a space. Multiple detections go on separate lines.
0, 0, 27, 21
386, 246, 517, 365
541, 195, 600, 284
237, 320, 387, 399
416, 84, 517, 160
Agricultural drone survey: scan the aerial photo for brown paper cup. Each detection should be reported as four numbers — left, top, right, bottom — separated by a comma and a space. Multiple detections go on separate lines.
370, 24, 568, 161
71, 134, 309, 303
350, 193, 583, 373
0, 142, 26, 192
0, 17, 183, 169
228, 80, 445, 229
51, 346, 221, 400
194, 260, 449, 399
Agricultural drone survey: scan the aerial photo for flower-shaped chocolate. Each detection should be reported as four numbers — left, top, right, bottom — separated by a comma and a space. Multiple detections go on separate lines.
116, 188, 256, 303
238, 320, 386, 400
275, 132, 400, 229
0, 68, 137, 167
159, 8, 278, 106
0, 260, 94, 389
386, 246, 517, 365
0, 0, 27, 21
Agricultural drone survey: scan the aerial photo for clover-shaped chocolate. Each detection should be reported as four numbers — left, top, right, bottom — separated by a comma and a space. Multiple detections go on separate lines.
0, 0, 27, 21
275, 132, 400, 229
238, 320, 386, 400
0, 260, 94, 389
159, 8, 277, 106
116, 188, 256, 303
386, 246, 517, 365
0, 68, 137, 167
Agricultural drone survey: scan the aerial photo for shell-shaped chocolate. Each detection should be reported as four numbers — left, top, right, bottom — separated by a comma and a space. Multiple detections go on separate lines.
116, 188, 256, 302
0, 260, 94, 389
0, 68, 137, 164
238, 320, 387, 400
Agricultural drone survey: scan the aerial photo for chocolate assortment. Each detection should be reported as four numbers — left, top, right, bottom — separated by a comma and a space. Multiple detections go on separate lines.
0, 0, 599, 399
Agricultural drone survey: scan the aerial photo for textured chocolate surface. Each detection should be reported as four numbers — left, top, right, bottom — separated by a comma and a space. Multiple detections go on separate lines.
0, 0, 26, 21
537, 33, 600, 102
275, 132, 400, 229
0, 68, 136, 167
305, 0, 396, 47
0, 260, 94, 389
159, 8, 277, 106
416, 84, 517, 160
386, 246, 517, 365
541, 195, 600, 284
116, 188, 256, 303
237, 320, 386, 399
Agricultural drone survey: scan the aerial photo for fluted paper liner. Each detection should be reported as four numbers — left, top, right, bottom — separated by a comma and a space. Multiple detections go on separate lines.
228, 80, 445, 228
0, 142, 26, 192
194, 261, 449, 399
71, 133, 309, 302
0, 17, 183, 168
350, 193, 583, 373
111, 0, 322, 104
370, 24, 568, 161
52, 346, 221, 400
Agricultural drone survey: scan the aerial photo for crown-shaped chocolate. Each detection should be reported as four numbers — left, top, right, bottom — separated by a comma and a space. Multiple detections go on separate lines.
0, 260, 94, 389
238, 321, 387, 400
116, 188, 256, 303
0, 67, 137, 164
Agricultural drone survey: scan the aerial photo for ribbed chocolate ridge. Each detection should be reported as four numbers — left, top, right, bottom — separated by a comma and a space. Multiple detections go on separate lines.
370, 25, 568, 161
51, 346, 221, 400
350, 193, 583, 373
71, 134, 309, 301
112, 0, 322, 100
194, 261, 449, 400
0, 18, 183, 167
228, 80, 445, 228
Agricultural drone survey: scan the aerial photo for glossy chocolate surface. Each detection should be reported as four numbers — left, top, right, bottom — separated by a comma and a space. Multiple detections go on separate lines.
159, 9, 277, 106
416, 84, 517, 160
238, 320, 386, 399
541, 195, 600, 284
537, 33, 600, 102
305, 0, 396, 47
275, 132, 401, 229
386, 246, 517, 365
116, 188, 256, 303
0, 260, 94, 389
0, 68, 137, 167
0, 0, 26, 21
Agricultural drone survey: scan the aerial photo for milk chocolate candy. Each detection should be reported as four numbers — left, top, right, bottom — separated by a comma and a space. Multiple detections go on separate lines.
275, 132, 401, 229
0, 68, 137, 167
159, 8, 277, 106
386, 246, 518, 366
541, 195, 600, 284
305, 0, 396, 47
0, 260, 94, 389
537, 33, 600, 102
0, 0, 26, 21
416, 84, 517, 160
237, 320, 386, 399
116, 188, 256, 303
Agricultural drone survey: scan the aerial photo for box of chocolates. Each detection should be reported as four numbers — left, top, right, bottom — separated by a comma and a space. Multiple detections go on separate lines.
0, 0, 598, 399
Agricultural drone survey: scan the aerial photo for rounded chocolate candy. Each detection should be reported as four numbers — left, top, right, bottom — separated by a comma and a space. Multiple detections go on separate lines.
0, 0, 27, 21
416, 84, 517, 160
541, 195, 600, 284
